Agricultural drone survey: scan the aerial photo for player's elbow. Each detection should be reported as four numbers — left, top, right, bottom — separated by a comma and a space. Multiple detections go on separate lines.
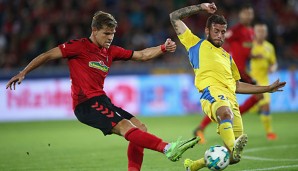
169, 13, 174, 20
169, 12, 178, 21
135, 52, 151, 61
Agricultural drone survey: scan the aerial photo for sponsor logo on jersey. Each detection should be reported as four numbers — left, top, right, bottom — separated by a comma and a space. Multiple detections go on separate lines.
89, 61, 109, 72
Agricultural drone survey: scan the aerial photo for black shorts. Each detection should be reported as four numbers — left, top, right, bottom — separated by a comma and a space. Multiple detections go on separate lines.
74, 95, 134, 135
239, 70, 256, 85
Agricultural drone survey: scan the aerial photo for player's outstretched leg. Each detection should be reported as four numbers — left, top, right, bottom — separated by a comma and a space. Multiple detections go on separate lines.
165, 137, 201, 162
230, 134, 248, 164
124, 127, 200, 162
184, 158, 205, 171
184, 158, 195, 171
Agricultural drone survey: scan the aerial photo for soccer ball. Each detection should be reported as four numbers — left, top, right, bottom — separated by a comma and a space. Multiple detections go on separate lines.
204, 145, 230, 171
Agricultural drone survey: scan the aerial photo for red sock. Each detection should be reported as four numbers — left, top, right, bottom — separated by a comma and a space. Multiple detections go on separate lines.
124, 128, 167, 153
199, 116, 212, 131
128, 142, 144, 171
239, 95, 259, 114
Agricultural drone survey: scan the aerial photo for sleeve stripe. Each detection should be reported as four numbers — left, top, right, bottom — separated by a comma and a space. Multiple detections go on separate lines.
230, 55, 232, 66
188, 39, 204, 69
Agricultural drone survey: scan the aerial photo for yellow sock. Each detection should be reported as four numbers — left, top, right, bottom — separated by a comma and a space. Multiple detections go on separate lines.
260, 115, 273, 133
191, 158, 205, 171
219, 120, 235, 151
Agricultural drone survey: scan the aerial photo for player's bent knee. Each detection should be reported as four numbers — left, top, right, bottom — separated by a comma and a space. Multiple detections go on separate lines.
138, 123, 147, 132
129, 117, 147, 132
216, 106, 234, 122
220, 113, 233, 121
132, 122, 147, 132
112, 119, 136, 136
218, 111, 233, 122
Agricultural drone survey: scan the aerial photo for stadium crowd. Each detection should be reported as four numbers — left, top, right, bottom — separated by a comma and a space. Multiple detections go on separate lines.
0, 0, 297, 74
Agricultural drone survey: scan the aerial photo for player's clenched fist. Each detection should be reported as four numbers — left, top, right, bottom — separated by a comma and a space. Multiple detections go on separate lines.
164, 38, 176, 53
200, 2, 217, 14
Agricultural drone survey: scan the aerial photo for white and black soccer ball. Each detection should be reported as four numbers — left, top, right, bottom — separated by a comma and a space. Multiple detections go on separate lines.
204, 145, 230, 171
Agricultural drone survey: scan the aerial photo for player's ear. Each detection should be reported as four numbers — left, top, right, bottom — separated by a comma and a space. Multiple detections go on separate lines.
205, 27, 209, 38
92, 27, 98, 35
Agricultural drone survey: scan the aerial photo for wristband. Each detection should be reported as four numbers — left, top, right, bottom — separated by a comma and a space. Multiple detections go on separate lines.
161, 44, 167, 53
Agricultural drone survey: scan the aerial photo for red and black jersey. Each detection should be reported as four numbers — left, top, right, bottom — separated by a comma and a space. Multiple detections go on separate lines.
224, 23, 254, 72
58, 38, 133, 109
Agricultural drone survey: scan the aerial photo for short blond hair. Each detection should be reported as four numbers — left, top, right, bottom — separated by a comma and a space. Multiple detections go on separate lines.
91, 11, 117, 29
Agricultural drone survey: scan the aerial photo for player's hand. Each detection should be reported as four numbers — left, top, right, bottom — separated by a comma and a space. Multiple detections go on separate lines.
164, 38, 176, 53
268, 79, 286, 93
6, 72, 25, 90
200, 2, 217, 14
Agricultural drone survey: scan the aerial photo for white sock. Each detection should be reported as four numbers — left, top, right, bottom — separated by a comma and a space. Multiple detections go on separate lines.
163, 143, 171, 154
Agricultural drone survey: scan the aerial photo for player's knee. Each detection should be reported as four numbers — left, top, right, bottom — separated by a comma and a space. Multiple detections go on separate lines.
138, 123, 147, 132
216, 106, 233, 122
113, 119, 136, 136
220, 112, 233, 121
129, 117, 147, 132
217, 110, 233, 122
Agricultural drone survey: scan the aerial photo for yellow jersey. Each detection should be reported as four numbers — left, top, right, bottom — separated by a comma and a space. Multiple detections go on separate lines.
178, 29, 241, 93
250, 40, 277, 85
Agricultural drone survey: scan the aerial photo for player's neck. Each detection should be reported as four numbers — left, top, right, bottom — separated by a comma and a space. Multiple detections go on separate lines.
89, 36, 103, 48
240, 22, 251, 27
256, 39, 264, 44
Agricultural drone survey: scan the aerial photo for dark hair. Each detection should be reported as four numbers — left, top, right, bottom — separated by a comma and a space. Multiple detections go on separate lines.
91, 11, 117, 29
206, 15, 227, 29
253, 19, 266, 26
239, 3, 253, 11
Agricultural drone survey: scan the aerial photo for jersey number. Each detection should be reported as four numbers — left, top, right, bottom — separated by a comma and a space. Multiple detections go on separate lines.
218, 95, 226, 100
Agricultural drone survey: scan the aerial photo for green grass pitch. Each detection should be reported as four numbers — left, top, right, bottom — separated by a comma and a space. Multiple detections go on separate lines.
1, 112, 298, 171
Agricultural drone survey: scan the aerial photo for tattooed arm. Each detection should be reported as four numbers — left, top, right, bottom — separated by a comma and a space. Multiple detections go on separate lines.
169, 3, 217, 35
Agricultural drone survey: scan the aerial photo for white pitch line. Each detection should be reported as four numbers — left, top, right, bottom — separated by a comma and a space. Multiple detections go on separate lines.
243, 144, 298, 161
240, 165, 298, 171
240, 145, 298, 170
243, 155, 298, 162
245, 144, 298, 153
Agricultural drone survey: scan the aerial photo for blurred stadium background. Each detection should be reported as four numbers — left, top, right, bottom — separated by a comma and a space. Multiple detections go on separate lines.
1, 1, 298, 171
0, 0, 297, 121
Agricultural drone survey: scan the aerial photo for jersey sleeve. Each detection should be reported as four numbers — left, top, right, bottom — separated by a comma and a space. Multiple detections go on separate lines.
231, 57, 241, 81
225, 25, 239, 43
58, 39, 82, 58
110, 45, 133, 61
178, 29, 200, 51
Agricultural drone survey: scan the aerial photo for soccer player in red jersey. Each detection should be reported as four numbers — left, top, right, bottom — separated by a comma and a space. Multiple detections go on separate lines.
6, 11, 200, 170
193, 4, 264, 144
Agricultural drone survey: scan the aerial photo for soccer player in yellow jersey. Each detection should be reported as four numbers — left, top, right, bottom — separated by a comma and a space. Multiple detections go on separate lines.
169, 2, 286, 170
250, 22, 278, 140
